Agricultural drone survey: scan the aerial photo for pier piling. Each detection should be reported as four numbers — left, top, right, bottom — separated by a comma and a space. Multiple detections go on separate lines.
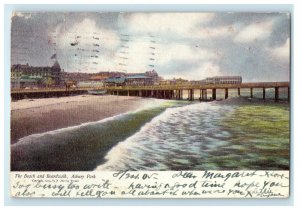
188, 89, 194, 101
199, 89, 202, 101
179, 90, 182, 100
275, 87, 279, 102
225, 88, 228, 99
212, 89, 216, 100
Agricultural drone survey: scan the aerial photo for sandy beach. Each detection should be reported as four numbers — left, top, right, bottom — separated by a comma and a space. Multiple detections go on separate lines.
11, 95, 151, 144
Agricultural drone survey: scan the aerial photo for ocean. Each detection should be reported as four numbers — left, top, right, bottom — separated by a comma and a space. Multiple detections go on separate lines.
11, 94, 290, 171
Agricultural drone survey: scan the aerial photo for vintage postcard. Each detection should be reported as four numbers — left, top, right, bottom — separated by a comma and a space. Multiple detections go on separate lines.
10, 11, 290, 198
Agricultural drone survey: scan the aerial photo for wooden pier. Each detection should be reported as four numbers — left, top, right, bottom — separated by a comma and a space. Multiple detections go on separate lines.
11, 82, 290, 102
105, 82, 290, 102
11, 88, 87, 100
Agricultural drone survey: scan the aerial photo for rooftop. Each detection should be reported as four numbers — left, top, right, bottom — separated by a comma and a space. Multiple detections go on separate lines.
105, 77, 126, 83
126, 75, 151, 79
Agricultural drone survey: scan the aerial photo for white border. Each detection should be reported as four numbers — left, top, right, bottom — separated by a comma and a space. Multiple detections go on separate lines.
1, 0, 299, 209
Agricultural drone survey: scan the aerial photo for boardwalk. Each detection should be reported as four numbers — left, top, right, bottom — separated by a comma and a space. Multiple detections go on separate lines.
11, 82, 290, 101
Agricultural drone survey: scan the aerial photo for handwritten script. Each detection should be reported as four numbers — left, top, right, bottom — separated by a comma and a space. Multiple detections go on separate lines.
10, 170, 289, 198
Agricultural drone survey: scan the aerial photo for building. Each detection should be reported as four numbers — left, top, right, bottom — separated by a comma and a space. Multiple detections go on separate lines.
144, 70, 160, 85
11, 61, 62, 89
104, 70, 159, 86
89, 71, 126, 81
125, 70, 159, 85
104, 75, 152, 86
125, 75, 153, 86
60, 72, 92, 84
205, 76, 242, 84
190, 79, 206, 85
77, 81, 104, 88
104, 77, 126, 86
190, 76, 242, 85
160, 78, 189, 85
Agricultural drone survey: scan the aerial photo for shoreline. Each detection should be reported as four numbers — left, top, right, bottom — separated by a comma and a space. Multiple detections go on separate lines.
11, 95, 155, 144
11, 95, 289, 144
11, 99, 169, 171
10, 95, 289, 171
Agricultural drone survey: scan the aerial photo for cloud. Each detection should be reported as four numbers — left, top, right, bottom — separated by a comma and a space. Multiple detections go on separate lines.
162, 62, 222, 80
53, 18, 121, 71
153, 43, 222, 80
270, 38, 290, 60
10, 12, 290, 82
57, 15, 218, 74
157, 44, 219, 65
196, 25, 236, 40
59, 18, 120, 49
121, 13, 215, 37
234, 20, 274, 43
109, 36, 221, 74
117, 37, 156, 73
12, 12, 32, 19
190, 62, 222, 80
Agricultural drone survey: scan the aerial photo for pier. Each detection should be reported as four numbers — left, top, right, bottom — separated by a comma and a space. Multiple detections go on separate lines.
11, 89, 87, 100
104, 82, 290, 102
11, 82, 290, 102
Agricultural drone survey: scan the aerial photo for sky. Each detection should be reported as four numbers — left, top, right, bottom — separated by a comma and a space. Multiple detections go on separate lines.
11, 12, 290, 82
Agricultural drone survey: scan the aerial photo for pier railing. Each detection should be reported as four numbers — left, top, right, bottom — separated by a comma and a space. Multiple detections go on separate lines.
11, 81, 290, 101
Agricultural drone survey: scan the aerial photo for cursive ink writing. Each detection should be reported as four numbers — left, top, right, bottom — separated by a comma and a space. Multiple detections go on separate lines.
10, 171, 289, 198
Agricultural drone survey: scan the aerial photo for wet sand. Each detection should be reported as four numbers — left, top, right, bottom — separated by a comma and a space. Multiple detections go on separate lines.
11, 95, 149, 144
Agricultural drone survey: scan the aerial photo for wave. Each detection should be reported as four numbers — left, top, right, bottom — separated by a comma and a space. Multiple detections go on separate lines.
11, 99, 170, 171
11, 97, 289, 171
12, 98, 167, 147
95, 101, 235, 171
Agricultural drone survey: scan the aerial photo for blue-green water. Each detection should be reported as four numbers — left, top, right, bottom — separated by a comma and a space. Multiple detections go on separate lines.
96, 98, 289, 171
11, 97, 289, 171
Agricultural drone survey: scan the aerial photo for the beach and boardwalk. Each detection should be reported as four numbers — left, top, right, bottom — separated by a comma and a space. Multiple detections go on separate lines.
11, 95, 153, 144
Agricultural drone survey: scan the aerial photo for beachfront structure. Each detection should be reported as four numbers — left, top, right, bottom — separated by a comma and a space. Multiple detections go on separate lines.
11, 81, 290, 102
125, 70, 159, 85
191, 76, 242, 85
11, 61, 61, 89
89, 71, 126, 81
190, 80, 206, 85
125, 75, 153, 86
160, 78, 189, 85
104, 70, 159, 86
77, 81, 104, 88
104, 77, 126, 86
104, 75, 153, 86
206, 76, 242, 84
61, 72, 92, 84
60, 71, 125, 84
144, 70, 160, 85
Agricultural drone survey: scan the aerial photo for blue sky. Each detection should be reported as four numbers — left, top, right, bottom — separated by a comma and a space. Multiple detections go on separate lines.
11, 12, 290, 82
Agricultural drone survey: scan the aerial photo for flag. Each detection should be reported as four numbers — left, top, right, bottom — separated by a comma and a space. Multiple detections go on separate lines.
50, 53, 57, 59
